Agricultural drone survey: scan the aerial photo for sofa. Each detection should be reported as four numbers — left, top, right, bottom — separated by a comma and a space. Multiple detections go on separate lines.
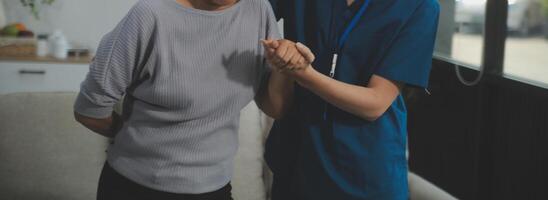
0, 92, 457, 200
0, 92, 108, 200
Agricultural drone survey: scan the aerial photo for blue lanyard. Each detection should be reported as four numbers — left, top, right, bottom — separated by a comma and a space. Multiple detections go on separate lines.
336, 0, 371, 51
325, 0, 371, 121
330, 0, 371, 78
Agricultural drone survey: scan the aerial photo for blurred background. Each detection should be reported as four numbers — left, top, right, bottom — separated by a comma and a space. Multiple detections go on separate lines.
436, 0, 548, 84
0, 0, 547, 200
0, 0, 140, 94
411, 1, 548, 200
1, 0, 138, 51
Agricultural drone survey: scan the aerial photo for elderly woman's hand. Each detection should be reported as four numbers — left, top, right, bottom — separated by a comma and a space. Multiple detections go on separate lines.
262, 39, 315, 72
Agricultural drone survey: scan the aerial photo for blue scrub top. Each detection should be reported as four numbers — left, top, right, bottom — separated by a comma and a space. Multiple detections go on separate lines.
264, 0, 440, 199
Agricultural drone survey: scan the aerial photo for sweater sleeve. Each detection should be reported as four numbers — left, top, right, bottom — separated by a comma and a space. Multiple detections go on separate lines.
265, 0, 282, 41
260, 0, 283, 75
74, 1, 155, 118
254, 0, 283, 93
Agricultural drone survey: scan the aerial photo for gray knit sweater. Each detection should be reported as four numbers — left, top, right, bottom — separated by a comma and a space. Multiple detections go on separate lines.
74, 0, 280, 194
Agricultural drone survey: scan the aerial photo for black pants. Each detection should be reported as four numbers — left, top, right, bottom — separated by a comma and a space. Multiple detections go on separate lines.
97, 162, 233, 200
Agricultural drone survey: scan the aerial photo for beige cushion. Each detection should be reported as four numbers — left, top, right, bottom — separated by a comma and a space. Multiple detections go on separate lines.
0, 92, 108, 200
409, 172, 459, 200
0, 92, 272, 199
232, 102, 273, 200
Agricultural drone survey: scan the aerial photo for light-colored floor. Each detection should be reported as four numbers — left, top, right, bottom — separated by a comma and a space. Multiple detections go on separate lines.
448, 33, 548, 86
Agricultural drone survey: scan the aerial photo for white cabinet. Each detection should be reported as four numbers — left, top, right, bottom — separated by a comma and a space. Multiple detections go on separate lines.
0, 61, 89, 95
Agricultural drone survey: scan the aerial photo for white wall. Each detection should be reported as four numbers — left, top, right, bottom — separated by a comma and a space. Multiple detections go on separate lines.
3, 0, 139, 51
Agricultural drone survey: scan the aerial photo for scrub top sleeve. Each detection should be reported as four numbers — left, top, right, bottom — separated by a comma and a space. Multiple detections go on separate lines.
374, 0, 440, 88
265, 3, 283, 40
74, 2, 155, 118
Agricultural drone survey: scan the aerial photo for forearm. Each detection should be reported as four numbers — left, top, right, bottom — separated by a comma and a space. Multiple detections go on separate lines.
74, 112, 121, 138
294, 68, 398, 121
257, 70, 295, 119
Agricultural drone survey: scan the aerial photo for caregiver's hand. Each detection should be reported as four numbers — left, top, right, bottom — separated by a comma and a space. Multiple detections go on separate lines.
263, 40, 318, 82
262, 39, 312, 72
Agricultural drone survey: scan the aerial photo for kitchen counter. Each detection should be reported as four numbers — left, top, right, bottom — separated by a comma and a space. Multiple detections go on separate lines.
0, 58, 90, 94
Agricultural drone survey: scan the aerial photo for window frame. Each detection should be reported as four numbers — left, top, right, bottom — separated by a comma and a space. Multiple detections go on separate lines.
436, 0, 548, 89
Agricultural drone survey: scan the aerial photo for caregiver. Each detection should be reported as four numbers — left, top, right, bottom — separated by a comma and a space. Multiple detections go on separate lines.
263, 0, 440, 199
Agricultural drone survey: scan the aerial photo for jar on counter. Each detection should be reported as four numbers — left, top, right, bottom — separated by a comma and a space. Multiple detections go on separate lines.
50, 30, 69, 60
36, 34, 49, 57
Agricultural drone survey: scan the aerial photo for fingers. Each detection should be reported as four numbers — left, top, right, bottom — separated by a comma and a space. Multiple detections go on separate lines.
262, 40, 278, 65
283, 47, 299, 69
271, 53, 288, 71
275, 42, 290, 64
287, 49, 303, 70
261, 40, 275, 53
265, 46, 276, 57
295, 56, 306, 69
296, 42, 315, 63
271, 40, 280, 49
261, 39, 280, 49
279, 40, 306, 67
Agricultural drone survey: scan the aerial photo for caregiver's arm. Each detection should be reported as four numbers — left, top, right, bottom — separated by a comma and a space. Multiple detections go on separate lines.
290, 45, 402, 122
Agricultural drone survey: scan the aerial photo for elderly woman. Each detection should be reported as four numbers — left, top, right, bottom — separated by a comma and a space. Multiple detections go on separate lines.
73, 0, 307, 199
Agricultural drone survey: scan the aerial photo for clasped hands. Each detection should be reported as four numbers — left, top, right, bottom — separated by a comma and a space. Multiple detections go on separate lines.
261, 39, 316, 80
